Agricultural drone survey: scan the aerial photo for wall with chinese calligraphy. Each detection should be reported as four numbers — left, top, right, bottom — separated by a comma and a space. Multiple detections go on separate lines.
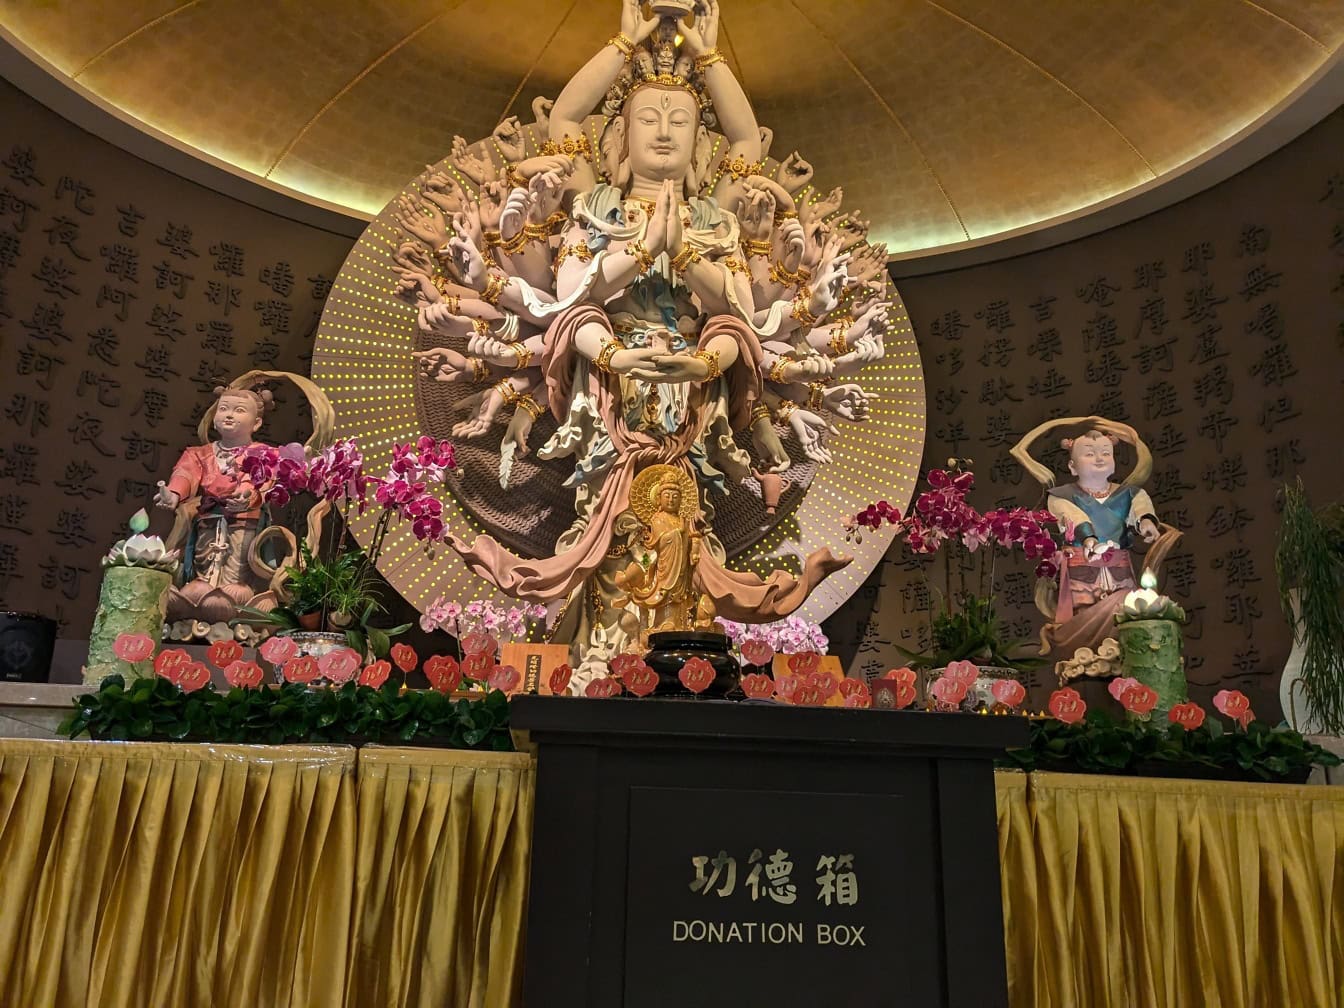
833, 107, 1344, 721
0, 79, 354, 637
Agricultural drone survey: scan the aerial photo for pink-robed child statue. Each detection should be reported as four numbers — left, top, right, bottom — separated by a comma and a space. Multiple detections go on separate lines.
153, 386, 279, 627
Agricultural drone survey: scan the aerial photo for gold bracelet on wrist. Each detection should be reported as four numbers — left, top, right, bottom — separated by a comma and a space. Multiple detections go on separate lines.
722, 256, 749, 276
517, 394, 545, 421
510, 344, 534, 369
694, 48, 725, 72
773, 209, 799, 222
505, 165, 529, 191
693, 349, 722, 382
469, 358, 489, 382
609, 33, 636, 60
791, 294, 819, 328
495, 379, 521, 406
627, 240, 655, 274
481, 272, 508, 306
740, 237, 773, 259
769, 260, 809, 288
670, 244, 700, 274
828, 320, 852, 357
595, 339, 622, 375
471, 318, 492, 337
482, 230, 502, 249
540, 135, 592, 161
718, 154, 765, 183
767, 357, 792, 384
750, 403, 772, 424
776, 400, 798, 422
806, 382, 827, 412
554, 241, 592, 272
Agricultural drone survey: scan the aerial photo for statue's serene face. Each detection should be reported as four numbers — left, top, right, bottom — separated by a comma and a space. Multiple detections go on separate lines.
625, 85, 697, 183
1068, 435, 1115, 482
659, 485, 682, 513
214, 393, 262, 443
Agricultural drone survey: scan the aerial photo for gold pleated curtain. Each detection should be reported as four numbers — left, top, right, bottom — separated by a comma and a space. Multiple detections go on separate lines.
0, 741, 356, 1008
4, 739, 1342, 1007
996, 771, 1344, 1008
347, 747, 533, 1008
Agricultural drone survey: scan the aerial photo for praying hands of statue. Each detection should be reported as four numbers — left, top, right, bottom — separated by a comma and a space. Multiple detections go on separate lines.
642, 178, 682, 260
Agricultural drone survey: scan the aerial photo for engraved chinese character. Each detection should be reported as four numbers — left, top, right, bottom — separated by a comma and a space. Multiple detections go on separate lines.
1182, 283, 1227, 323
975, 300, 1014, 334
1076, 276, 1120, 307
929, 310, 970, 341
0, 443, 40, 486
0, 493, 29, 531
5, 394, 50, 437
1237, 224, 1271, 257
67, 412, 114, 456
135, 344, 179, 382
42, 215, 91, 261
16, 343, 65, 391
156, 223, 200, 259
51, 508, 94, 548
1132, 261, 1166, 293
96, 284, 137, 322
690, 851, 737, 897
152, 260, 194, 299
101, 243, 140, 284
1238, 264, 1282, 302
55, 176, 96, 215
3, 145, 42, 187
1027, 328, 1063, 362
32, 256, 79, 299
54, 460, 106, 499
1027, 368, 1071, 400
146, 303, 185, 342
815, 854, 858, 907
260, 260, 295, 296
87, 326, 120, 366
209, 241, 246, 277
115, 204, 145, 237
39, 555, 88, 599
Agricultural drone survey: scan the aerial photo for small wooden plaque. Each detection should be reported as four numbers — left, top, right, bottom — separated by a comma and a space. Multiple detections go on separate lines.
500, 642, 571, 695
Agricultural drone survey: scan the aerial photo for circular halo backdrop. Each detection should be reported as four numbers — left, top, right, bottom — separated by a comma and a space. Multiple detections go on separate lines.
312, 116, 926, 632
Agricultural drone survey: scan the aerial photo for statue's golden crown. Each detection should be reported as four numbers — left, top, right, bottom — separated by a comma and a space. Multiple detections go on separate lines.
603, 20, 714, 119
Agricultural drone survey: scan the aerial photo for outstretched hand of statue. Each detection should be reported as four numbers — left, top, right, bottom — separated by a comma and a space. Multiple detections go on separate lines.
398, 269, 439, 306
504, 404, 535, 458
778, 152, 814, 194
493, 116, 526, 162
393, 194, 450, 249
620, 0, 659, 44
154, 481, 179, 510
808, 237, 850, 316
478, 178, 509, 233
736, 184, 775, 243
849, 242, 887, 284
836, 215, 871, 251
788, 408, 836, 464
780, 354, 834, 382
528, 169, 568, 223
448, 224, 490, 290
414, 347, 469, 382
679, 0, 720, 54
422, 168, 468, 215
500, 187, 530, 242
453, 385, 505, 438
451, 136, 492, 186
802, 186, 844, 227
393, 241, 438, 278
752, 421, 790, 474
823, 383, 875, 421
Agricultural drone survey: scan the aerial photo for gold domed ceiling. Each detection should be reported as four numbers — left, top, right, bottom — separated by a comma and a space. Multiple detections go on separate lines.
3, 0, 1341, 254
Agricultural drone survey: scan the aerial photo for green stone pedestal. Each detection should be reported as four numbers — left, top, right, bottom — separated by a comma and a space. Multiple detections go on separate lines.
85, 567, 172, 684
1115, 617, 1187, 714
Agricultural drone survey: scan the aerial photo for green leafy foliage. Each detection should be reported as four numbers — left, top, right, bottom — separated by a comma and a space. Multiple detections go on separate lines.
58, 674, 514, 750
1000, 709, 1341, 782
1276, 480, 1344, 733
896, 595, 1045, 672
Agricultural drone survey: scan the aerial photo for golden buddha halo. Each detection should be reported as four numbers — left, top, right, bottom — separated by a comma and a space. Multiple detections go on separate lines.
630, 465, 699, 527
311, 113, 926, 630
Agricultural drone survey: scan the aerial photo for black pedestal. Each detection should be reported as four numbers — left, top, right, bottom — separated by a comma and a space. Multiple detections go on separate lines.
512, 696, 1026, 1008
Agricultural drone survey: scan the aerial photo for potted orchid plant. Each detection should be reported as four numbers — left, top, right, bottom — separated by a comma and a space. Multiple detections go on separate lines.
845, 460, 1061, 696
235, 436, 455, 661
